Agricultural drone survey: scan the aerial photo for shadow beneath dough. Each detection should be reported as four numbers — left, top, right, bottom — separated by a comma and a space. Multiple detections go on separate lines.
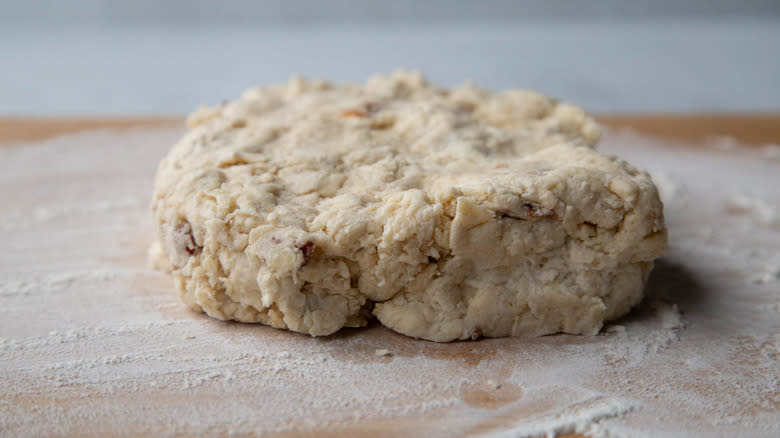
612, 257, 705, 326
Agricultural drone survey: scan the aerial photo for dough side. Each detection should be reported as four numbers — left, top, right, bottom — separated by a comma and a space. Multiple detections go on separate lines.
151, 71, 666, 342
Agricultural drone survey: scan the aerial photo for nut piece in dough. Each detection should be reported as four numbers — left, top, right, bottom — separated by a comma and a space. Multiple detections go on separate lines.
151, 71, 666, 342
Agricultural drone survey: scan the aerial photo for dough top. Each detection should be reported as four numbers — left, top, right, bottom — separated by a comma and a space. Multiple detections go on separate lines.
152, 71, 665, 341
171, 71, 601, 200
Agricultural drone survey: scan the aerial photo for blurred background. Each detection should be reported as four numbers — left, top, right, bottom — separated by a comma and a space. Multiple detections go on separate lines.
1, 0, 779, 115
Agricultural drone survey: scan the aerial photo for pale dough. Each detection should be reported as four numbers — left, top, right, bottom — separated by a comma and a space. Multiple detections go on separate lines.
151, 71, 667, 342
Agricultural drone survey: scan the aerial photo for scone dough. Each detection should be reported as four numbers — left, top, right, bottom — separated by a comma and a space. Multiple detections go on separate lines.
151, 71, 667, 342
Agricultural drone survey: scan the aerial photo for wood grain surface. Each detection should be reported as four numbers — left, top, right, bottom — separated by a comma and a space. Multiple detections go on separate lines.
2, 116, 777, 438
1, 114, 779, 145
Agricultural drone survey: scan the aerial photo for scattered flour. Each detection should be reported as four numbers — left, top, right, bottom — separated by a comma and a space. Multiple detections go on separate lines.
727, 194, 779, 227
750, 263, 780, 285
0, 198, 143, 232
0, 270, 119, 297
762, 143, 780, 160
708, 135, 739, 151
0, 128, 778, 437
491, 397, 636, 438
33, 198, 143, 223
650, 171, 682, 205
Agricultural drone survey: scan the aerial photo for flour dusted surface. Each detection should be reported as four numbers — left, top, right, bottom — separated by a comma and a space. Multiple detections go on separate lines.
151, 72, 666, 341
1, 125, 778, 437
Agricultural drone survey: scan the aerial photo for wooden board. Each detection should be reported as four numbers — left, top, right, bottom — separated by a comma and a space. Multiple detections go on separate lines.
1, 114, 779, 146
1, 117, 779, 438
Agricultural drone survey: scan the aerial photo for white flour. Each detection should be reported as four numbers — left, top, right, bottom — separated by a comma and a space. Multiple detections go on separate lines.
0, 128, 778, 438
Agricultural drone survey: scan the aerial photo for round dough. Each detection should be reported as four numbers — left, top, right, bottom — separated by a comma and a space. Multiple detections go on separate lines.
151, 71, 666, 342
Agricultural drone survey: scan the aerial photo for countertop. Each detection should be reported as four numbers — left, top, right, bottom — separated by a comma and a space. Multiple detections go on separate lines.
0, 116, 778, 437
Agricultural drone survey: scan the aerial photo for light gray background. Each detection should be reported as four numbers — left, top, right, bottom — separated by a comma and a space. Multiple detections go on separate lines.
2, 1, 779, 115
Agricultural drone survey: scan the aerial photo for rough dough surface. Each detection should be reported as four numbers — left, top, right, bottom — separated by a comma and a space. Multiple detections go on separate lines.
151, 71, 667, 342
